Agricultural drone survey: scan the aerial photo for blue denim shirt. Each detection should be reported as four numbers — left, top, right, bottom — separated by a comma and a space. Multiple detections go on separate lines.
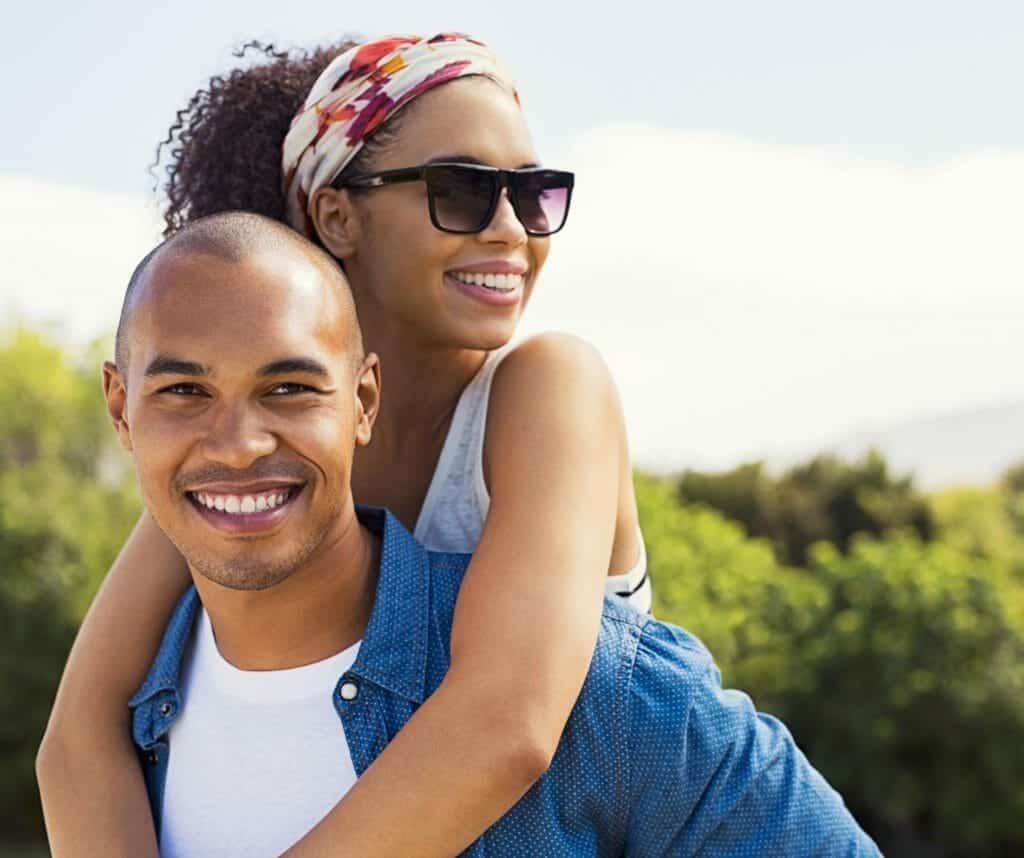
131, 508, 880, 856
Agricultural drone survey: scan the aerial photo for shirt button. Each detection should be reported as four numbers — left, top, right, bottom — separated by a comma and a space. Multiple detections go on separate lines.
339, 681, 359, 701
159, 702, 175, 717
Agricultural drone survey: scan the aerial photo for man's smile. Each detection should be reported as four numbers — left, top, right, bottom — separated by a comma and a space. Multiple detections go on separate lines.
186, 483, 306, 535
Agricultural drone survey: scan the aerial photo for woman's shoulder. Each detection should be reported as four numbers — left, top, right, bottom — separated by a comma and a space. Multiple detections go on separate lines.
490, 332, 619, 416
482, 332, 627, 493
499, 331, 607, 372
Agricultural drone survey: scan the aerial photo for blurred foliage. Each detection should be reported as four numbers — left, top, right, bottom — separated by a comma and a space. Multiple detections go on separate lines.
640, 470, 1024, 858
1001, 462, 1024, 496
0, 328, 141, 837
2, 325, 1023, 856
931, 485, 1024, 583
676, 451, 934, 565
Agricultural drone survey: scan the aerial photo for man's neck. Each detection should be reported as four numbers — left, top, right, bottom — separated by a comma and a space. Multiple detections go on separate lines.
191, 509, 380, 671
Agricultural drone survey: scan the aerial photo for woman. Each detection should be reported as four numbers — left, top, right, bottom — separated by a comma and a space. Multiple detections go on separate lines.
38, 33, 651, 857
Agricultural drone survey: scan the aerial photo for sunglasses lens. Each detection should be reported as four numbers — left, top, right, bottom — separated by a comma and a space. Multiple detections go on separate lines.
514, 171, 572, 235
428, 166, 496, 232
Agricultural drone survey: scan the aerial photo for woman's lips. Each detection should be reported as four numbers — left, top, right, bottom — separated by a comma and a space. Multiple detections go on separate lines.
448, 260, 529, 276
444, 271, 523, 307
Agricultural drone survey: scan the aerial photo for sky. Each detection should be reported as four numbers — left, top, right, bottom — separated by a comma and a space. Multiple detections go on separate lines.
2, 0, 1023, 475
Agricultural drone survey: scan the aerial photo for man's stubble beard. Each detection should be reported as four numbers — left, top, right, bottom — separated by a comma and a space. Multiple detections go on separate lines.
187, 529, 328, 591
159, 502, 340, 592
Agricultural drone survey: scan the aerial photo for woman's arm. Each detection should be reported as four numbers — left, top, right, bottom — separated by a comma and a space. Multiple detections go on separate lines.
36, 511, 192, 858
285, 333, 627, 857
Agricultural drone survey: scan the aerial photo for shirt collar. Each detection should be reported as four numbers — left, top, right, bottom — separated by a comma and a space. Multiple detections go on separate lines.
128, 587, 200, 710
129, 506, 433, 713
346, 507, 432, 704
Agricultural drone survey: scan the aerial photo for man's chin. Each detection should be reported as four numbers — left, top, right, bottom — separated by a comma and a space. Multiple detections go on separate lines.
157, 501, 337, 593
185, 550, 305, 592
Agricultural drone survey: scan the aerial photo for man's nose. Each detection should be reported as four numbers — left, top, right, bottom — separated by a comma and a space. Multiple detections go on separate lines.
200, 403, 277, 470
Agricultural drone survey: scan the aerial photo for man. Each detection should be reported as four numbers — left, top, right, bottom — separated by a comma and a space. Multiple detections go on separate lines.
109, 212, 879, 856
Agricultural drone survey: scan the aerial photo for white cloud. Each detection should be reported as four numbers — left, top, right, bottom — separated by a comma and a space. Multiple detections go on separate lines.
0, 175, 162, 346
520, 129, 1024, 470
4, 131, 1023, 474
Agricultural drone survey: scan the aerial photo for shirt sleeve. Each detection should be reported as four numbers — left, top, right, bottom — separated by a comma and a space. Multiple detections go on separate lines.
623, 620, 882, 857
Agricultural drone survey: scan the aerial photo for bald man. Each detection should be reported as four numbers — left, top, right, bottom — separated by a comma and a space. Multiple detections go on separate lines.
104, 213, 382, 856
101, 213, 878, 857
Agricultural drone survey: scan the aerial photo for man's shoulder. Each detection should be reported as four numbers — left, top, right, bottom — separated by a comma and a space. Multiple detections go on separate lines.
420, 551, 720, 691
419, 546, 726, 730
595, 597, 718, 682
578, 601, 767, 783
592, 601, 753, 752
576, 602, 730, 749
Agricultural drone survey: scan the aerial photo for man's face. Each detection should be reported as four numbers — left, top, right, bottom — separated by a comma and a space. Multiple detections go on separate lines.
105, 249, 377, 590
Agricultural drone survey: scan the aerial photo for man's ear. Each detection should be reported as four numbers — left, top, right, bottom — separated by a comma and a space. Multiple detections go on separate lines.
102, 361, 133, 452
354, 352, 381, 447
310, 186, 361, 261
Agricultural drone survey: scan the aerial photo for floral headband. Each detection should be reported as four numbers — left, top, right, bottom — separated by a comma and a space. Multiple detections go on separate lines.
282, 33, 518, 237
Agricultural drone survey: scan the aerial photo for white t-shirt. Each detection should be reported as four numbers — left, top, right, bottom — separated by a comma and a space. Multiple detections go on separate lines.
159, 608, 361, 858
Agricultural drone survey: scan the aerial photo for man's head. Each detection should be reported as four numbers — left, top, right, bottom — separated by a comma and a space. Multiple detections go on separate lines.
105, 212, 380, 591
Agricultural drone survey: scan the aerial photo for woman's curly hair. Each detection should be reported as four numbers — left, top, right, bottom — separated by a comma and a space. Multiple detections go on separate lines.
155, 39, 399, 240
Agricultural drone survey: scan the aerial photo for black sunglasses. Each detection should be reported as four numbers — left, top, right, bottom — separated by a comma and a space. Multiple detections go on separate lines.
333, 162, 574, 236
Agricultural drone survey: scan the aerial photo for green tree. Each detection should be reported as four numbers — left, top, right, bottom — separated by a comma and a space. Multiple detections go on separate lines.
0, 328, 141, 836
931, 485, 1024, 580
802, 536, 1024, 856
637, 472, 826, 688
641, 472, 1024, 857
677, 451, 934, 565
1000, 460, 1024, 495
1000, 460, 1024, 544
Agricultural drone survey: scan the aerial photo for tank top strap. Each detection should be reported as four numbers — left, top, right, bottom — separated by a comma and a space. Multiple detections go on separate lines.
413, 345, 514, 552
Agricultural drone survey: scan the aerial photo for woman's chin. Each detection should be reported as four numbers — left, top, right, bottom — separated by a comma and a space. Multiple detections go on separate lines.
451, 318, 520, 353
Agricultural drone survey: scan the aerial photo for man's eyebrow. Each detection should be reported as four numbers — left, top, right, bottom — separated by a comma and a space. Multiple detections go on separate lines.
426, 154, 540, 169
258, 358, 331, 378
143, 355, 207, 378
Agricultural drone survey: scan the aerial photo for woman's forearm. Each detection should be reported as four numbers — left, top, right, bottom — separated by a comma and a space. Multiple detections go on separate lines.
37, 724, 160, 858
282, 672, 555, 858
38, 510, 191, 856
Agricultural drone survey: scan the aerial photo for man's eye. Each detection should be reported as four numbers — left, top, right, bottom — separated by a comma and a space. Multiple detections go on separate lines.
268, 382, 314, 396
160, 383, 205, 396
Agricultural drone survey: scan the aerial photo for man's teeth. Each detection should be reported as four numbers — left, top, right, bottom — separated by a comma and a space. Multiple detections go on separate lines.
192, 489, 293, 515
449, 271, 524, 291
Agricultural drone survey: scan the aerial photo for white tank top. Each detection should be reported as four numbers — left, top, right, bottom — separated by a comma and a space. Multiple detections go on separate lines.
413, 346, 652, 612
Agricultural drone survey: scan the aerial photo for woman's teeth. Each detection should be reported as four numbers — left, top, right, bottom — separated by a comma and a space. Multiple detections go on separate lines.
191, 489, 294, 515
449, 271, 524, 292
